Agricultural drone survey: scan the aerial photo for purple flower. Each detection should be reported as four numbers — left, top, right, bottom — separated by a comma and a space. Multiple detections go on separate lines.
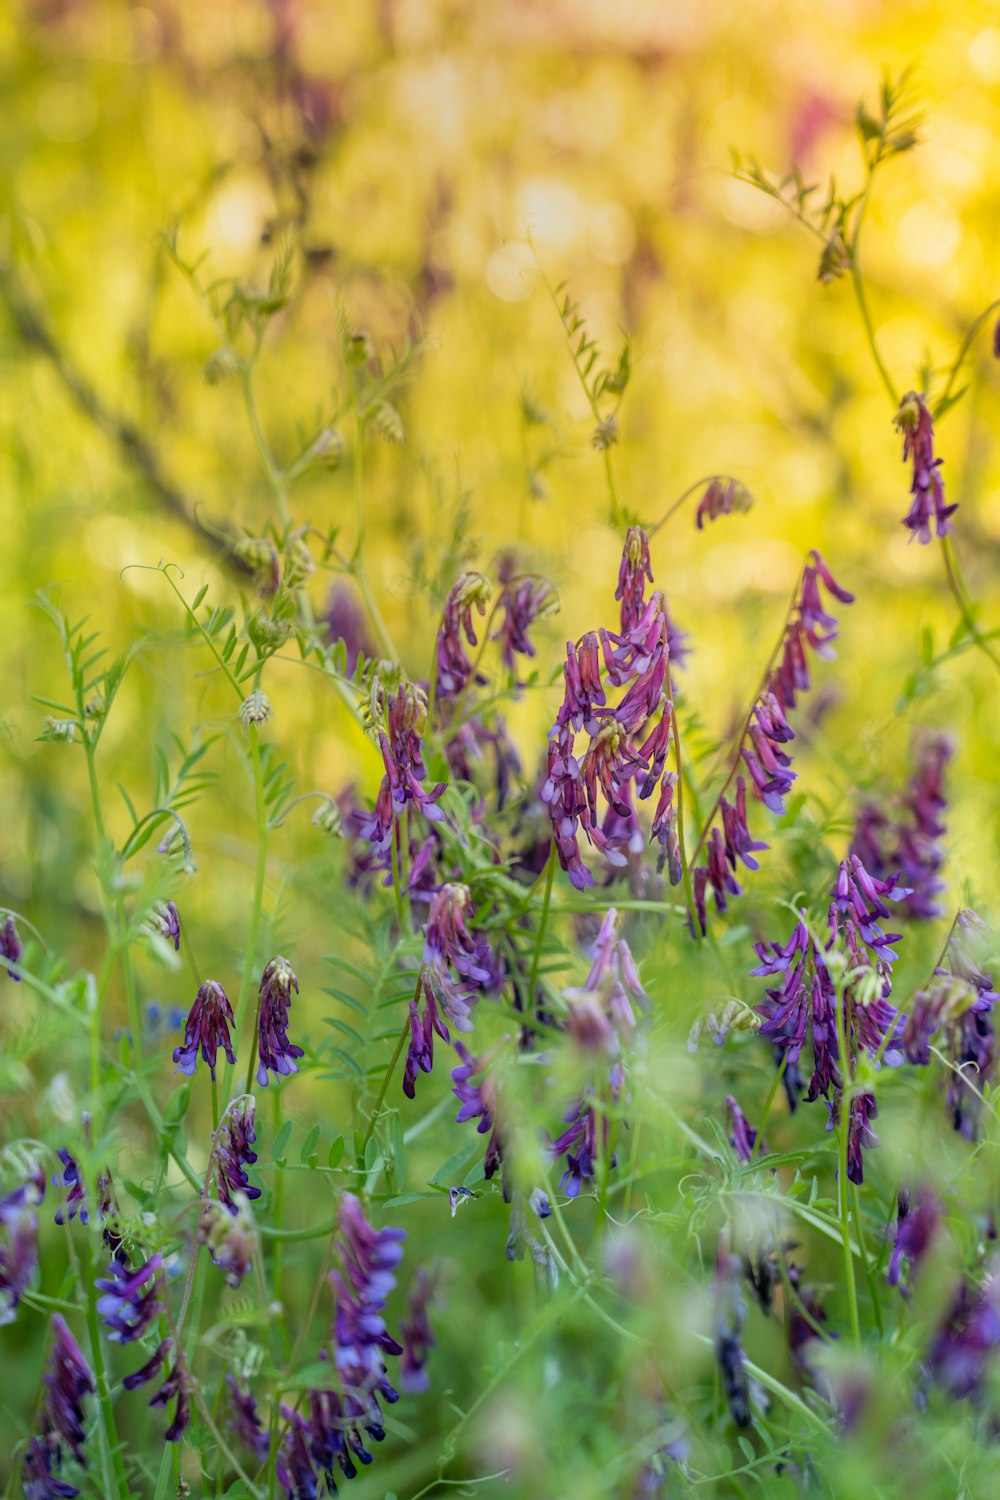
329, 1195, 405, 1436
1, 1166, 45, 1324
888, 1187, 939, 1292
895, 391, 958, 543
21, 1433, 79, 1498
741, 692, 796, 815
494, 572, 558, 679
43, 1316, 96, 1464
148, 901, 181, 951
227, 1376, 270, 1466
148, 1352, 192, 1442
725, 1096, 760, 1164
550, 1101, 600, 1198
616, 527, 655, 634
1, 914, 23, 979
651, 771, 682, 883
433, 571, 493, 703
714, 1233, 751, 1429
366, 684, 446, 856
52, 1150, 88, 1226
451, 1042, 505, 1184
399, 1267, 436, 1394
403, 970, 475, 1100
277, 1403, 317, 1498
826, 1089, 879, 1185
424, 884, 490, 985
203, 1198, 258, 1287
95, 1254, 164, 1342
172, 980, 236, 1080
257, 956, 305, 1087
215, 1098, 262, 1213
926, 1263, 1000, 1400
695, 477, 753, 529
324, 583, 374, 674
896, 734, 952, 919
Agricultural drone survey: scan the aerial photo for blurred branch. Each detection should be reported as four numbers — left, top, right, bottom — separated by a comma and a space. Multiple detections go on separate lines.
0, 267, 249, 573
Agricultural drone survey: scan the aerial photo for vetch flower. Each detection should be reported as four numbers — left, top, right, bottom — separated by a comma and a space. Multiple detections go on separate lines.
695, 477, 753, 529
451, 1043, 505, 1184
399, 1267, 436, 1394
147, 900, 181, 951
227, 1376, 270, 1466
329, 1195, 405, 1438
95, 1253, 164, 1342
894, 391, 957, 543
366, 683, 446, 856
1, 914, 23, 978
215, 1098, 262, 1213
926, 1263, 1000, 1401
202, 1196, 258, 1287
887, 1186, 939, 1293
725, 1096, 761, 1163
714, 1233, 751, 1429
172, 980, 236, 1080
826, 1089, 879, 1185
52, 1149, 88, 1226
43, 1315, 96, 1464
494, 572, 558, 679
0, 1166, 45, 1324
257, 956, 305, 1087
434, 571, 493, 703
423, 884, 490, 985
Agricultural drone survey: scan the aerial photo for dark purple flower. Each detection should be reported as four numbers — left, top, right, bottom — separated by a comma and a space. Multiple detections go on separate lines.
550, 1101, 599, 1198
277, 1403, 318, 1498
43, 1316, 96, 1464
725, 1096, 760, 1164
215, 1098, 262, 1213
616, 527, 655, 634
433, 571, 493, 703
95, 1254, 164, 1342
399, 1267, 436, 1394
887, 1187, 939, 1292
926, 1263, 1000, 1400
366, 683, 446, 856
20, 1433, 79, 1499
451, 1043, 505, 1184
494, 573, 558, 679
541, 719, 593, 890
896, 734, 952, 919
172, 980, 236, 1080
1, 1165, 44, 1324
122, 1336, 171, 1393
227, 1376, 270, 1466
423, 884, 490, 985
695, 477, 753, 529
330, 1195, 405, 1435
324, 583, 374, 674
714, 1233, 751, 1429
894, 391, 958, 543
403, 970, 475, 1100
947, 1007, 995, 1141
826, 1089, 878, 1185
257, 956, 305, 1087
52, 1150, 88, 1226
651, 770, 682, 883
1, 914, 23, 979
148, 1352, 192, 1442
148, 901, 181, 951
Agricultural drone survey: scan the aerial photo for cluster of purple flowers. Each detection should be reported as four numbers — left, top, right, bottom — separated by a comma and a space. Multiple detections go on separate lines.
22, 1315, 95, 1496
542, 527, 683, 890
0, 1163, 45, 1325
172, 979, 236, 1079
894, 390, 957, 543
366, 683, 446, 857
752, 852, 907, 1182
404, 884, 496, 1099
691, 551, 853, 933
853, 733, 953, 921
433, 571, 493, 703
256, 955, 305, 1086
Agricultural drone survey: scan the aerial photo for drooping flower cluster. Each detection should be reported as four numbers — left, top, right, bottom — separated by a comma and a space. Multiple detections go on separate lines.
268, 1194, 410, 1491
0, 1164, 44, 1324
172, 979, 237, 1079
148, 900, 181, 951
894, 390, 957, 543
695, 476, 753, 530
542, 528, 682, 890
888, 1186, 940, 1294
366, 683, 446, 857
852, 734, 953, 921
691, 551, 853, 932
551, 909, 647, 1197
227, 1376, 270, 1466
433, 571, 493, 703
256, 955, 305, 1086
752, 853, 908, 1182
95, 1253, 165, 1344
202, 1197, 258, 1287
122, 1335, 190, 1442
21, 1314, 95, 1494
403, 883, 493, 1099
493, 568, 559, 682
215, 1098, 262, 1213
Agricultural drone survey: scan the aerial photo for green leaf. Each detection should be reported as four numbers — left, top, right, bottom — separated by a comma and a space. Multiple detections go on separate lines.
273, 1120, 293, 1165
429, 1140, 481, 1186
164, 1084, 191, 1124
327, 1135, 345, 1169
299, 1124, 320, 1167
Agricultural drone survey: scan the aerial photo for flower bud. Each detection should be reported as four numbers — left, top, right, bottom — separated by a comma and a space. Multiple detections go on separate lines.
240, 690, 273, 728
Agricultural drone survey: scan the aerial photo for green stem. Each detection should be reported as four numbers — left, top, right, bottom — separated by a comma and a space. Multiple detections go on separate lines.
362, 971, 422, 1152
225, 723, 268, 1104
941, 535, 1000, 676
242, 348, 290, 531
663, 655, 698, 938
526, 842, 556, 1001
750, 1052, 789, 1161
351, 413, 398, 661
852, 1181, 884, 1338
833, 983, 861, 1343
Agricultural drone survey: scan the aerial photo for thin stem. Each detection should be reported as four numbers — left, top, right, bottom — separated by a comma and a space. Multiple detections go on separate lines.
224, 723, 268, 1104
526, 841, 556, 1001
750, 1052, 789, 1162
647, 473, 739, 536
350, 412, 398, 661
941, 535, 1000, 676
242, 349, 290, 532
852, 1181, 885, 1338
833, 983, 862, 1343
936, 296, 1000, 415
362, 971, 423, 1152
663, 655, 698, 937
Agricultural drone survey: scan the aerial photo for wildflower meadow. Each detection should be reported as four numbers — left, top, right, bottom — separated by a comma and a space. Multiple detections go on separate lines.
2, 5, 1000, 1498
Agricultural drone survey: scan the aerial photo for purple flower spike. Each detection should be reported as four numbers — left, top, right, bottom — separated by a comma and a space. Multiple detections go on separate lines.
257, 956, 305, 1087
725, 1096, 761, 1163
434, 571, 493, 703
366, 683, 447, 855
494, 572, 558, 680
95, 1254, 164, 1343
826, 1089, 878, 1185
616, 527, 655, 634
1, 1167, 44, 1324
696, 477, 753, 529
216, 1098, 261, 1213
887, 1186, 939, 1293
1, 915, 23, 979
424, 884, 490, 985
149, 900, 181, 951
330, 1195, 405, 1435
277, 1404, 317, 1498
451, 1043, 505, 1183
227, 1376, 270, 1466
895, 391, 958, 543
53, 1149, 88, 1226
44, 1316, 96, 1464
172, 980, 236, 1080
399, 1267, 437, 1394
148, 1353, 192, 1442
